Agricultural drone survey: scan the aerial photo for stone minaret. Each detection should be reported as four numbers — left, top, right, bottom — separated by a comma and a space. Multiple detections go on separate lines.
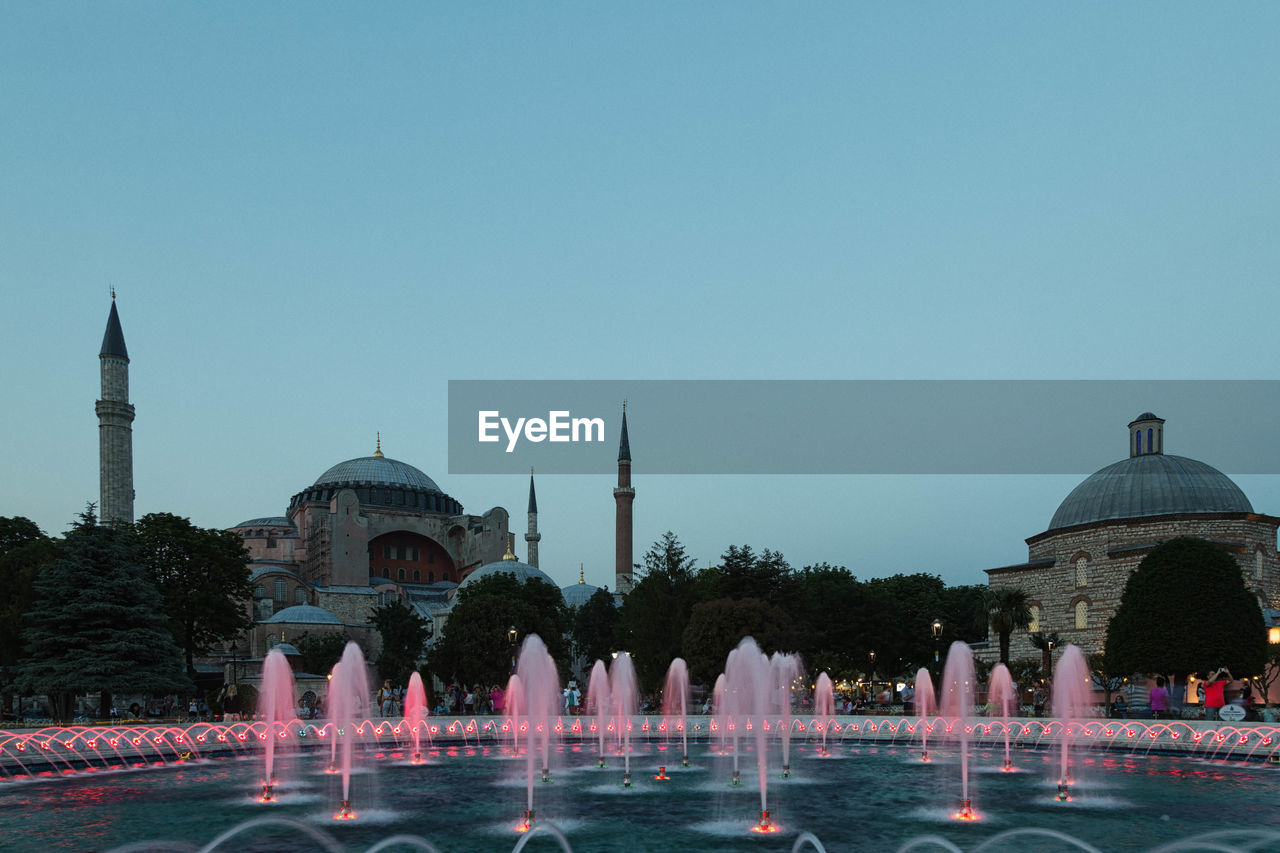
525, 467, 541, 569
613, 404, 635, 595
97, 295, 135, 524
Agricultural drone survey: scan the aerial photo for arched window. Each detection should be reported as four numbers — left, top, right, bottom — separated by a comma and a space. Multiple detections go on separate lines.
255, 585, 266, 599
397, 568, 406, 581
1075, 601, 1088, 630
382, 567, 390, 579
294, 587, 306, 604
428, 571, 435, 583
1075, 557, 1088, 587
273, 579, 287, 602
1136, 431, 1142, 454
413, 570, 421, 582
1147, 428, 1153, 452
1256, 551, 1265, 581
1028, 604, 1041, 633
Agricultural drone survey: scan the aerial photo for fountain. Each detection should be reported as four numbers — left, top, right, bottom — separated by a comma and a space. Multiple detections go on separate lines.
913, 666, 935, 761
662, 657, 690, 768
771, 651, 802, 778
609, 651, 639, 787
940, 640, 976, 820
327, 641, 369, 819
586, 659, 610, 768
813, 672, 834, 756
4, 638, 1280, 852
512, 634, 559, 831
404, 671, 429, 763
1052, 644, 1092, 801
987, 662, 1017, 771
256, 647, 296, 802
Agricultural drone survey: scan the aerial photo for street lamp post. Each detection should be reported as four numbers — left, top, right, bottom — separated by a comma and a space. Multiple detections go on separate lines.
508, 626, 519, 674
868, 651, 876, 700
931, 618, 943, 664
1046, 639, 1056, 683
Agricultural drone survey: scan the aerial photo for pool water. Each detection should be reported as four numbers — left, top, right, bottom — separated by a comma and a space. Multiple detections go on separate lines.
1, 741, 1276, 852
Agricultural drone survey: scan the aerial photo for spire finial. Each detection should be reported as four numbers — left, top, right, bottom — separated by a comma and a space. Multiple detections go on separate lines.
373, 432, 384, 457
110, 285, 116, 302
579, 563, 585, 584
502, 532, 517, 561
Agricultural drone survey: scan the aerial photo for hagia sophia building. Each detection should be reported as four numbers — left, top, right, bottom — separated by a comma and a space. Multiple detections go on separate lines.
97, 299, 629, 677
98, 300, 1280, 687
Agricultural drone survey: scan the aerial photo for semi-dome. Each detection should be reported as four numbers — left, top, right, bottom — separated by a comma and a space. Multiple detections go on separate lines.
1048, 454, 1252, 531
313, 456, 441, 492
263, 604, 342, 625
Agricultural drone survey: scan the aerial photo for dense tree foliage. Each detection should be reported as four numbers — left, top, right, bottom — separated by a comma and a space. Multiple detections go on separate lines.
296, 631, 350, 677
0, 517, 56, 714
681, 597, 789, 683
569, 587, 620, 679
371, 600, 433, 685
1105, 538, 1265, 679
617, 532, 698, 690
15, 508, 189, 721
133, 513, 254, 674
427, 573, 569, 687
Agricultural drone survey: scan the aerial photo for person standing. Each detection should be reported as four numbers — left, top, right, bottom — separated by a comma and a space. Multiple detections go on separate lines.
378, 679, 394, 717
1149, 676, 1170, 720
1203, 668, 1231, 721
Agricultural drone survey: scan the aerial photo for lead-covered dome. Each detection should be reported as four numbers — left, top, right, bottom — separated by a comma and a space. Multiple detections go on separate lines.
460, 558, 556, 590
1048, 454, 1252, 531
313, 456, 441, 492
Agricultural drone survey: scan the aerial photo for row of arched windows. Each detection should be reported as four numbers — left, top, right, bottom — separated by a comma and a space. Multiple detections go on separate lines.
1027, 599, 1090, 632
376, 567, 451, 583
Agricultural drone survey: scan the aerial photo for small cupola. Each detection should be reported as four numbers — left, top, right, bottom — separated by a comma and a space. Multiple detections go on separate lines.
1128, 412, 1165, 457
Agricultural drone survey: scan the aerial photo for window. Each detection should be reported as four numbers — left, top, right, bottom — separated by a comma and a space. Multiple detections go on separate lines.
398, 568, 406, 581
1075, 557, 1088, 587
1136, 431, 1142, 454
1028, 604, 1040, 633
383, 544, 392, 559
1075, 601, 1088, 630
267, 536, 276, 548
382, 568, 390, 579
255, 585, 266, 599
1147, 428, 1153, 452
294, 587, 306, 604
428, 571, 435, 583
273, 579, 287, 602
413, 570, 421, 582
1257, 551, 1265, 581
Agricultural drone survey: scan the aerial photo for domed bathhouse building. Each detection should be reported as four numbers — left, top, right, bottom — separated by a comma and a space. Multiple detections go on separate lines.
229, 437, 513, 659
986, 413, 1280, 663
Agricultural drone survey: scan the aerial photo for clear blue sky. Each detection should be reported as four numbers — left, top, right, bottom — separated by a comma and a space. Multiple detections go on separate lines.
3, 3, 1278, 589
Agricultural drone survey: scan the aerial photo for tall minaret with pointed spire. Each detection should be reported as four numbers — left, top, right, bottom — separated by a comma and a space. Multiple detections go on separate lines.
613, 403, 635, 595
96, 293, 135, 524
525, 467, 541, 569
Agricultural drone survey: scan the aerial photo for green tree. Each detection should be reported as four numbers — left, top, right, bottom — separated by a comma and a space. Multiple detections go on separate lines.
617, 532, 699, 691
569, 587, 620, 678
371, 599, 432, 684
15, 507, 190, 721
0, 517, 56, 717
427, 573, 568, 687
680, 598, 789, 684
864, 573, 952, 675
984, 587, 1032, 665
1105, 537, 1266, 680
1029, 631, 1062, 682
790, 563, 864, 680
296, 631, 349, 677
133, 513, 254, 674
1088, 650, 1126, 715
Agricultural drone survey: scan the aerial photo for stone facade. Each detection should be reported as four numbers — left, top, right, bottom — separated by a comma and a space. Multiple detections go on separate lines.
990, 512, 1280, 662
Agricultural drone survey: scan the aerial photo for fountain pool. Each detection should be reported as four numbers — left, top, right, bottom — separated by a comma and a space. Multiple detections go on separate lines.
1, 734, 1277, 852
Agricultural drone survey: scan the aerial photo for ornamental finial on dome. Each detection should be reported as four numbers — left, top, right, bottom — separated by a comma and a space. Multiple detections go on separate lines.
502, 533, 517, 561
579, 563, 585, 584
373, 432, 384, 458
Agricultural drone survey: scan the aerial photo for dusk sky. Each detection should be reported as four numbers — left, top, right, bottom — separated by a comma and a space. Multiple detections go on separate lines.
3, 4, 1278, 590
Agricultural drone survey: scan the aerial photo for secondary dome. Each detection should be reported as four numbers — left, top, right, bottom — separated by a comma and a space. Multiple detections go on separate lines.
263, 604, 342, 625
1049, 454, 1252, 531
313, 456, 441, 492
460, 554, 556, 590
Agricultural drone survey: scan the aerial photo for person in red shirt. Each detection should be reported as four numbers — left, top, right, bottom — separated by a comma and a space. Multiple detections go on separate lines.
1203, 668, 1231, 721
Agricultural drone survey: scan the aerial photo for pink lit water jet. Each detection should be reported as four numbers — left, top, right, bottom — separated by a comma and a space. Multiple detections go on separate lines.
813, 673, 834, 756
940, 641, 977, 820
663, 658, 690, 768
987, 663, 1016, 771
404, 672, 429, 762
327, 641, 370, 817
913, 667, 935, 761
771, 652, 802, 778
1052, 644, 1091, 801
610, 651, 639, 786
514, 635, 559, 827
587, 660, 610, 768
723, 638, 772, 822
258, 647, 296, 801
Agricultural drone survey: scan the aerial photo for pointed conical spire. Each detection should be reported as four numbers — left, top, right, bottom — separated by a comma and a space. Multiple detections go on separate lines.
618, 402, 631, 462
528, 467, 538, 514
100, 296, 129, 361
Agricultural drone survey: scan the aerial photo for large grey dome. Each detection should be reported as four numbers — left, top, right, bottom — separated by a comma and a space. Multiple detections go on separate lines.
313, 456, 440, 492
460, 558, 556, 589
1048, 454, 1252, 531
264, 604, 342, 625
